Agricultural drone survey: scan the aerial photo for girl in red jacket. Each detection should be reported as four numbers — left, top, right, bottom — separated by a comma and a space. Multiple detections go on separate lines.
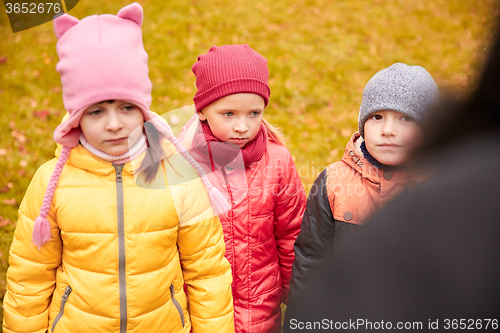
179, 44, 307, 333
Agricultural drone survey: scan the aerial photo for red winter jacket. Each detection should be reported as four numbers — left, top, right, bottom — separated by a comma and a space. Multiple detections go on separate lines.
180, 119, 306, 333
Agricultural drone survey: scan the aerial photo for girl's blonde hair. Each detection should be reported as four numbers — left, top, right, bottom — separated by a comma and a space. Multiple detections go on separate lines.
182, 116, 286, 149
262, 118, 286, 146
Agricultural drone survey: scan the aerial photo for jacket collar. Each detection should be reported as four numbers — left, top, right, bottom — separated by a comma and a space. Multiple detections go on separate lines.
55, 143, 140, 176
55, 140, 178, 177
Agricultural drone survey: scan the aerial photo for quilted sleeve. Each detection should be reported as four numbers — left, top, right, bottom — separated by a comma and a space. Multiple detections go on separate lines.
288, 169, 336, 303
3, 163, 63, 333
272, 150, 307, 304
175, 174, 234, 333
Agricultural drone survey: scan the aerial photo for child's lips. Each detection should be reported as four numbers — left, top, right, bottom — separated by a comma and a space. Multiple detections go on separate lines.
229, 138, 247, 144
106, 137, 127, 144
378, 143, 401, 149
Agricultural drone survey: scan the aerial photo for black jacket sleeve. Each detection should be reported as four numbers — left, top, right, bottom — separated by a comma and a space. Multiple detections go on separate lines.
288, 169, 336, 299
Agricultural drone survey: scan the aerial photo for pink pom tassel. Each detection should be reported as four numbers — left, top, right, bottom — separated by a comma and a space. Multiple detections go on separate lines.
208, 186, 231, 215
33, 216, 52, 249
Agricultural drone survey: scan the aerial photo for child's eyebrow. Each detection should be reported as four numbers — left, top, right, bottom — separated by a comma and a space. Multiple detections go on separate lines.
94, 100, 115, 105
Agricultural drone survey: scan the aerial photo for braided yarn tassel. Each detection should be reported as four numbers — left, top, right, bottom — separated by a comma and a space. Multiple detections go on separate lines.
167, 133, 231, 215
205, 183, 232, 215
32, 146, 71, 249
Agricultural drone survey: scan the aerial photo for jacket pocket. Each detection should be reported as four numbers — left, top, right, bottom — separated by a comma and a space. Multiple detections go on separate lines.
170, 283, 185, 327
52, 285, 73, 332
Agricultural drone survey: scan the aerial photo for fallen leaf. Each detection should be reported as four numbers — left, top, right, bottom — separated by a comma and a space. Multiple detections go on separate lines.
0, 148, 7, 156
11, 130, 27, 143
341, 129, 352, 137
329, 148, 340, 157
0, 182, 13, 193
20, 160, 28, 168
18, 144, 28, 155
0, 56, 6, 64
3, 198, 16, 205
0, 216, 12, 227
34, 110, 51, 120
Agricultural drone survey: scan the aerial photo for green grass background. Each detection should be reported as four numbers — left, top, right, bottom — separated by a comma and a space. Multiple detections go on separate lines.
0, 0, 499, 328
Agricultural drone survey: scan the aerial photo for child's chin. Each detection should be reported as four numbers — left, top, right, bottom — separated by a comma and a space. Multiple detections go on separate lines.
375, 154, 408, 166
105, 148, 128, 156
380, 158, 407, 166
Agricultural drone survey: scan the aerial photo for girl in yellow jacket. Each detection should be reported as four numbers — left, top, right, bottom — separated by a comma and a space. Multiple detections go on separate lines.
2, 3, 234, 333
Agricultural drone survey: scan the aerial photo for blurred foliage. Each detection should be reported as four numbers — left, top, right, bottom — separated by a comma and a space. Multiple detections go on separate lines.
0, 0, 499, 327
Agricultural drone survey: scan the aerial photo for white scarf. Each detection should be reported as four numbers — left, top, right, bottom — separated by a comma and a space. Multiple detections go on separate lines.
79, 133, 148, 164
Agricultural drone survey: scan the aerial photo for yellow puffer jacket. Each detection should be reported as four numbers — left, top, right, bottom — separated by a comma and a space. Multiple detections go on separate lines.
3, 137, 234, 332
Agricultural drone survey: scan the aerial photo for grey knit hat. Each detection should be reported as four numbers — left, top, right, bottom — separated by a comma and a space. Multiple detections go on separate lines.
358, 63, 439, 138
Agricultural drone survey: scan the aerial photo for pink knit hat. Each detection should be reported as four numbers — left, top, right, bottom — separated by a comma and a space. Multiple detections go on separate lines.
33, 3, 230, 248
52, 2, 170, 147
192, 44, 271, 112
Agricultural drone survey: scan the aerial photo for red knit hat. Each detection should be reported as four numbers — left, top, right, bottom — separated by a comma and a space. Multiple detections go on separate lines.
192, 44, 271, 112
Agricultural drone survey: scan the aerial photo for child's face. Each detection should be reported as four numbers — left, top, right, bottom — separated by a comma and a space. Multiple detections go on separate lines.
80, 100, 144, 156
198, 93, 265, 148
363, 110, 424, 166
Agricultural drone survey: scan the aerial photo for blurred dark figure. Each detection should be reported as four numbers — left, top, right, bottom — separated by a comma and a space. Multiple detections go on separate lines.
284, 28, 500, 332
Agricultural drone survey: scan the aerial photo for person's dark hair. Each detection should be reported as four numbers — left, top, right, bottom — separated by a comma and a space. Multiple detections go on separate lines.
423, 30, 500, 150
136, 121, 166, 184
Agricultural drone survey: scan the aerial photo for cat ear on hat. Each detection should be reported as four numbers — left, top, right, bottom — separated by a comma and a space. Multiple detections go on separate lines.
117, 2, 143, 27
53, 14, 79, 39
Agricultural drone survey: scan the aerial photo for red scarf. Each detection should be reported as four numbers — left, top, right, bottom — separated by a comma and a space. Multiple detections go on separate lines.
192, 120, 267, 170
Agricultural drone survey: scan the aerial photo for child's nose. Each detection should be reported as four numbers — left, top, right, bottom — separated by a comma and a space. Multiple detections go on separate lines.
382, 120, 396, 136
106, 112, 124, 131
234, 119, 249, 133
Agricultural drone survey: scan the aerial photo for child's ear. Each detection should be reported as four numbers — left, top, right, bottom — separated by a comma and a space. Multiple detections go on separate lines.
117, 2, 143, 27
197, 110, 207, 121
53, 14, 79, 39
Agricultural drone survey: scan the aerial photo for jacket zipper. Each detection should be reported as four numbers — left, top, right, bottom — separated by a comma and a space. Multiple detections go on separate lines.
51, 285, 72, 332
169, 284, 185, 327
221, 168, 234, 207
220, 167, 237, 303
221, 168, 234, 243
113, 163, 128, 333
